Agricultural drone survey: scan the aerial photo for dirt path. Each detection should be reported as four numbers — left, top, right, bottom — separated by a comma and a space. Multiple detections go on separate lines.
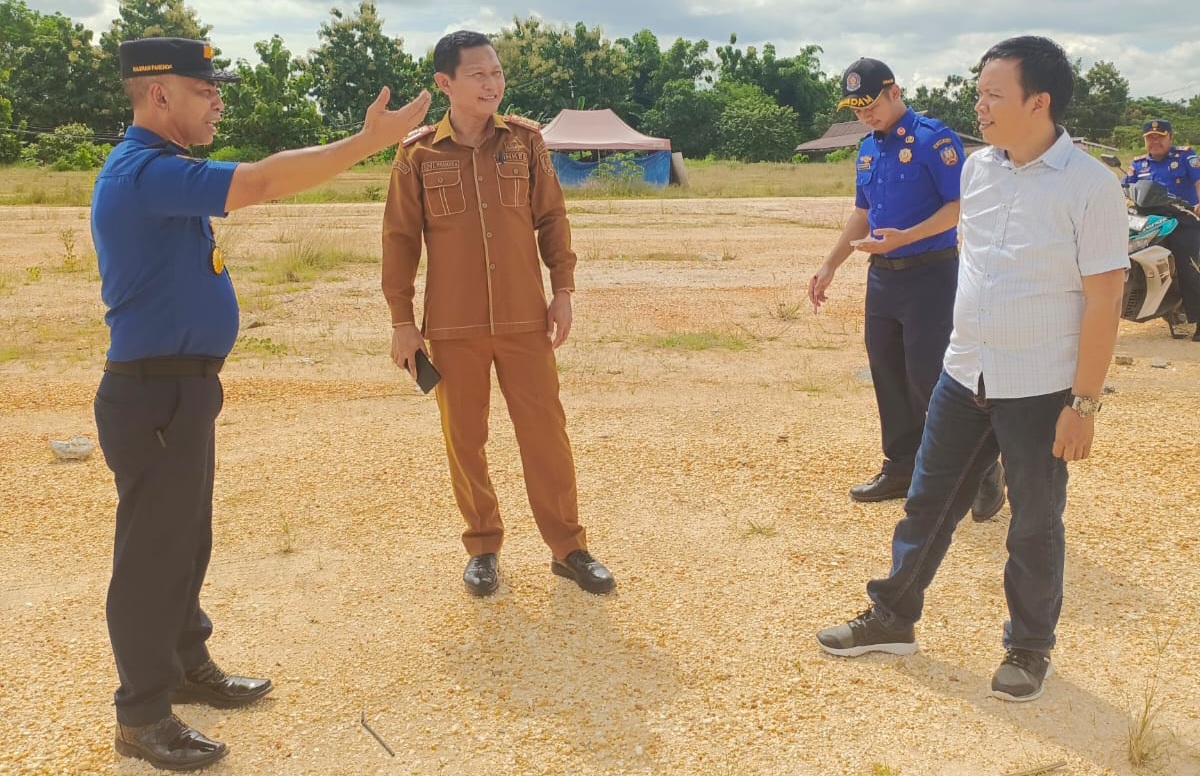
1, 199, 1198, 775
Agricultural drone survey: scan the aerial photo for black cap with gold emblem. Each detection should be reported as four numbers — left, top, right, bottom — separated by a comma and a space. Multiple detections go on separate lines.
837, 57, 896, 111
118, 37, 240, 83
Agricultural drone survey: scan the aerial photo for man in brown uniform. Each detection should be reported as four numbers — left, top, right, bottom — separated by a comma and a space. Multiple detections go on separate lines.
382, 30, 615, 597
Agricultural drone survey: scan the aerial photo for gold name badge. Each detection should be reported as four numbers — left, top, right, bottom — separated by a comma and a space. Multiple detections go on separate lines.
211, 246, 225, 275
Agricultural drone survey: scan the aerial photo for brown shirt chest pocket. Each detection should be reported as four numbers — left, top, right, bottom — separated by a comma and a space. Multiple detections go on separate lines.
422, 169, 467, 217
496, 162, 530, 207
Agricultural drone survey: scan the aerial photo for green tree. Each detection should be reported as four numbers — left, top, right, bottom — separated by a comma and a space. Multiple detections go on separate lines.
0, 93, 21, 162
615, 29, 661, 121
0, 0, 37, 77
1066, 60, 1128, 141
641, 79, 722, 158
307, 2, 422, 135
910, 72, 980, 136
494, 17, 634, 120
713, 34, 833, 141
96, 0, 215, 131
6, 12, 107, 135
216, 36, 323, 154
713, 81, 800, 162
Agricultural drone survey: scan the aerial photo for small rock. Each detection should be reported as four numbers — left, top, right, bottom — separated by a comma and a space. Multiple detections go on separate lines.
245, 319, 267, 330
50, 436, 94, 461
776, 434, 789, 442
1114, 354, 1134, 366
1151, 358, 1169, 369
854, 367, 873, 384
1102, 384, 1117, 395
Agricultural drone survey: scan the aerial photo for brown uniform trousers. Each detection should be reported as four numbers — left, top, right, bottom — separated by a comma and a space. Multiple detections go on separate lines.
382, 111, 586, 559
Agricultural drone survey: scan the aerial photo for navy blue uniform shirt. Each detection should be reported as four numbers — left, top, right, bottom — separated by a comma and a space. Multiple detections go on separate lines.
1124, 146, 1200, 206
91, 126, 239, 361
854, 107, 964, 258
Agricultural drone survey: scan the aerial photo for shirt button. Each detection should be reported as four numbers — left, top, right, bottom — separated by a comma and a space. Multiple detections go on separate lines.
478, 176, 484, 181
482, 203, 488, 209
486, 232, 493, 238
489, 263, 496, 270
438, 176, 444, 183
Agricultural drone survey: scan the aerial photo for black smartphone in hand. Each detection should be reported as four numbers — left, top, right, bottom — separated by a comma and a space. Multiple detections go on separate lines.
406, 349, 441, 394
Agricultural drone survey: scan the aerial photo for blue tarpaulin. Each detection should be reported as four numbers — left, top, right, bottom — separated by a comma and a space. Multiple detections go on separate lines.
550, 151, 672, 187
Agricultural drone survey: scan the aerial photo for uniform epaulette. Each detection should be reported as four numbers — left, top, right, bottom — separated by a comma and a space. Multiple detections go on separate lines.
505, 114, 542, 132
401, 124, 436, 147
1173, 145, 1193, 152
1132, 153, 1148, 161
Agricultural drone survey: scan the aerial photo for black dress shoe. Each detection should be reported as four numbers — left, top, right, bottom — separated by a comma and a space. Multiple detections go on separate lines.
551, 549, 616, 594
972, 462, 1006, 522
170, 659, 272, 709
848, 473, 911, 503
115, 713, 228, 771
463, 553, 499, 596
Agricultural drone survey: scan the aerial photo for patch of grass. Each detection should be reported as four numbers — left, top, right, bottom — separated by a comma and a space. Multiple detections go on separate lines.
276, 520, 297, 553
0, 271, 15, 296
741, 520, 778, 538
768, 290, 806, 321
25, 265, 42, 283
870, 765, 901, 776
1126, 627, 1177, 767
0, 345, 29, 363
647, 330, 749, 351
0, 167, 95, 206
256, 237, 378, 285
236, 336, 289, 356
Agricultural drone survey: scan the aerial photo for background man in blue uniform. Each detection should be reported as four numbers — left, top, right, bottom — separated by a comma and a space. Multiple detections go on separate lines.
808, 57, 1004, 517
1123, 119, 1200, 341
92, 37, 429, 771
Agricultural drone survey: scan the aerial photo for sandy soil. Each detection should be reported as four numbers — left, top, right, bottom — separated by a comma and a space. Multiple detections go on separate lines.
1, 198, 1198, 776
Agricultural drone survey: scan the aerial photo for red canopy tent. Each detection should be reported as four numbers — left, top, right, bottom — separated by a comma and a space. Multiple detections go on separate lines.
540, 108, 671, 151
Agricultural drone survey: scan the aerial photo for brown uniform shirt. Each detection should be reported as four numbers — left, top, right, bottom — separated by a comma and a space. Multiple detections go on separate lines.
382, 111, 577, 340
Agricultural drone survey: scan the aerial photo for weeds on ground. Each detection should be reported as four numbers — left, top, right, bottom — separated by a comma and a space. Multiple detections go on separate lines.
647, 330, 749, 352
237, 336, 289, 356
276, 520, 297, 553
1126, 625, 1178, 768
58, 228, 87, 273
25, 266, 42, 283
740, 520, 778, 539
870, 765, 901, 776
255, 234, 377, 285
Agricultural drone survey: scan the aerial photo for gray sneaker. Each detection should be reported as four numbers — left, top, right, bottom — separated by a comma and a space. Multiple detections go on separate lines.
816, 607, 918, 657
990, 648, 1052, 702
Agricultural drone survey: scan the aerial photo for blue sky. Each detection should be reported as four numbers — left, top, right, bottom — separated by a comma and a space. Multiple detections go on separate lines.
29, 0, 1200, 101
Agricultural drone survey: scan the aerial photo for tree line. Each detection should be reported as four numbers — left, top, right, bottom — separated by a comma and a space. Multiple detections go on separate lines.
2, 0, 1199, 169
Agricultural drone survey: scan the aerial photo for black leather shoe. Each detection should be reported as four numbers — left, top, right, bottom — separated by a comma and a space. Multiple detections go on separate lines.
972, 462, 1006, 522
170, 659, 273, 709
463, 553, 499, 596
115, 713, 228, 771
551, 549, 616, 594
849, 473, 911, 503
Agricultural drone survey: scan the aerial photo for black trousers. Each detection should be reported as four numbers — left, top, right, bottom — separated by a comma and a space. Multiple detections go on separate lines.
1165, 220, 1200, 323
94, 371, 223, 726
864, 257, 958, 477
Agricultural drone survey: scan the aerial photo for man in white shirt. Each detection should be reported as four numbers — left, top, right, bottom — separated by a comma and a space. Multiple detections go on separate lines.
815, 36, 1129, 703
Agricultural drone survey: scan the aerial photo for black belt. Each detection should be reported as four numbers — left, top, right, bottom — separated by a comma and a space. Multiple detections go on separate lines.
104, 357, 225, 377
869, 247, 958, 270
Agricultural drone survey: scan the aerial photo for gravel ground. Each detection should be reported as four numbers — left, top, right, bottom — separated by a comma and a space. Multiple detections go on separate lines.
1, 200, 1198, 776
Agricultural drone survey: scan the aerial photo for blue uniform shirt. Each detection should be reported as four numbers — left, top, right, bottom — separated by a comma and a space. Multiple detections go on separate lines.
1123, 146, 1200, 206
854, 107, 964, 258
91, 126, 240, 361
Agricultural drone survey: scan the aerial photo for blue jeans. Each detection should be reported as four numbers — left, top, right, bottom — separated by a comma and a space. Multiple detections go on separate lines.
867, 371, 1069, 653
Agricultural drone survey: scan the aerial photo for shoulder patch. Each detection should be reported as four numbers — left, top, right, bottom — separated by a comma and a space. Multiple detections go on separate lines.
402, 124, 436, 147
1132, 154, 1148, 161
505, 114, 542, 132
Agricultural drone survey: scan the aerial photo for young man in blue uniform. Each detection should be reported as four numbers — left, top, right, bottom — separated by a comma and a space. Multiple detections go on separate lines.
92, 37, 429, 770
808, 57, 1004, 518
1123, 119, 1200, 341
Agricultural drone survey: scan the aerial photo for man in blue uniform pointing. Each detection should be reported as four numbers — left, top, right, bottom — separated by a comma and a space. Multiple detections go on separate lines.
92, 37, 429, 771
1123, 119, 1200, 341
809, 57, 1004, 517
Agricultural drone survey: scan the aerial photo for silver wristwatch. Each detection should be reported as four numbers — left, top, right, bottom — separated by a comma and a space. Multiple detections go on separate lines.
1067, 394, 1102, 417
